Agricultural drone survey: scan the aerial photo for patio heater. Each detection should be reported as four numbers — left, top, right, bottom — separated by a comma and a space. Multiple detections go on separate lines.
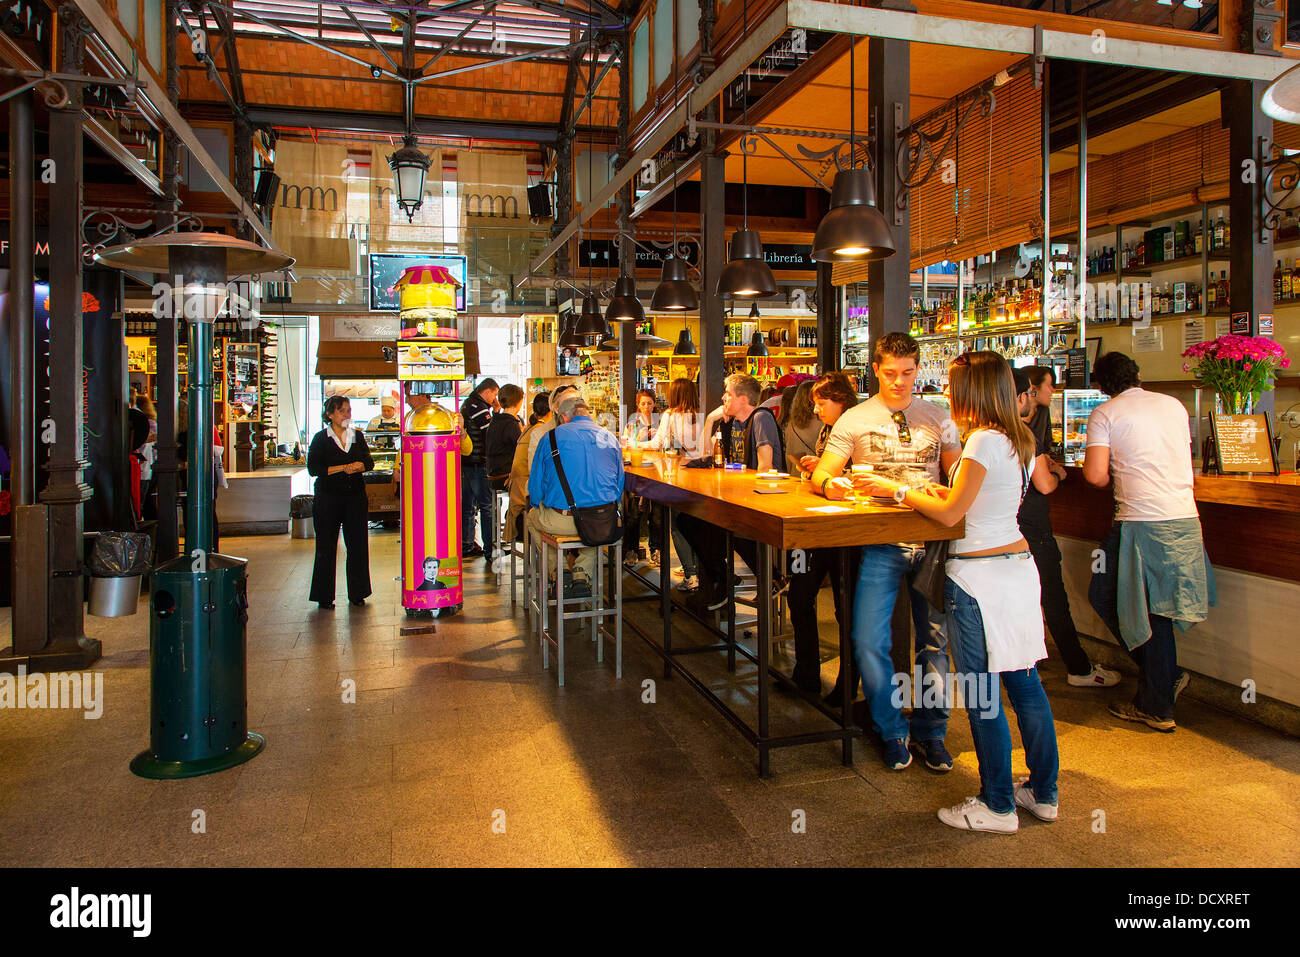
94, 233, 293, 778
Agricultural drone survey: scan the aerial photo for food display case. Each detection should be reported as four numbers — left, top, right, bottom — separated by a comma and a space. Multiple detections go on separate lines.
1056, 389, 1108, 465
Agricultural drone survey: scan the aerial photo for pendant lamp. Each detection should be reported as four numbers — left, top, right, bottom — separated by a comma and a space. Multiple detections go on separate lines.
673, 326, 697, 355
718, 228, 778, 298
746, 331, 769, 357
559, 312, 585, 347
811, 41, 896, 263
605, 275, 644, 323
575, 292, 606, 336
387, 135, 433, 223
650, 255, 698, 311
597, 321, 619, 351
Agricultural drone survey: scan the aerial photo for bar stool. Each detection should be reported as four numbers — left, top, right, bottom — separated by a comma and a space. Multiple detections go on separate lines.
528, 529, 622, 687
489, 480, 522, 597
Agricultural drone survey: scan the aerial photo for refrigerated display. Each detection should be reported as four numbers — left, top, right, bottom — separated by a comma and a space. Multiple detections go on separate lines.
1057, 389, 1108, 465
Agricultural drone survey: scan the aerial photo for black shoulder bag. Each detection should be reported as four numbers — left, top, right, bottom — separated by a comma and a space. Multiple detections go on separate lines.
547, 429, 623, 546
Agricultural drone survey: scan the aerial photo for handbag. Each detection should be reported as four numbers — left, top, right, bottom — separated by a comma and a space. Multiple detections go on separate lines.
547, 430, 623, 546
912, 538, 949, 609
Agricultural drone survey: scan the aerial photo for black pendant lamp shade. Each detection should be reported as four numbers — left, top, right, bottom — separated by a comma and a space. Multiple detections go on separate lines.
673, 326, 697, 355
559, 313, 585, 347
575, 293, 606, 335
811, 167, 896, 262
650, 255, 699, 312
597, 321, 619, 351
605, 275, 645, 323
746, 331, 769, 357
718, 228, 778, 298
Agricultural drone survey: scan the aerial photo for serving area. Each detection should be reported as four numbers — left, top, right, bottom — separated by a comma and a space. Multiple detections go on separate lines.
623, 454, 963, 776
1051, 468, 1300, 710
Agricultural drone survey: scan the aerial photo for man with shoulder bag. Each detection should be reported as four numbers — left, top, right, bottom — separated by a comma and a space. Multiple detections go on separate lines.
527, 394, 625, 599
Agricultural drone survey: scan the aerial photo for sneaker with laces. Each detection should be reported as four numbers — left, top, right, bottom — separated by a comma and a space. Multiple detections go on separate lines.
1014, 779, 1058, 822
1108, 699, 1175, 732
624, 550, 640, 568
912, 738, 953, 773
883, 737, 912, 771
938, 796, 1019, 833
1173, 670, 1190, 702
675, 575, 698, 593
649, 550, 661, 568
1068, 663, 1121, 688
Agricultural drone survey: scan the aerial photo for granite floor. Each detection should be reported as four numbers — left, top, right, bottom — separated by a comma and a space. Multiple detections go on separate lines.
1, 528, 1296, 868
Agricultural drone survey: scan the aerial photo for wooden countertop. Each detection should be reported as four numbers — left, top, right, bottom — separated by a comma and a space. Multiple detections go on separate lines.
1063, 466, 1300, 512
624, 453, 963, 551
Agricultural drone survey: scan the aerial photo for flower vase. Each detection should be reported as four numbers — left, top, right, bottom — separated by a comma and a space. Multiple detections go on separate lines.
1214, 392, 1256, 415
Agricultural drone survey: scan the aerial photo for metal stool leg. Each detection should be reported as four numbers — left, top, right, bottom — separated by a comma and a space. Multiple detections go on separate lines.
554, 539, 565, 687
539, 532, 548, 670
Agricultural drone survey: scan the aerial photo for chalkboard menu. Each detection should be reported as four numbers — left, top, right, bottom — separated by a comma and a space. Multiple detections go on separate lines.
1208, 413, 1278, 475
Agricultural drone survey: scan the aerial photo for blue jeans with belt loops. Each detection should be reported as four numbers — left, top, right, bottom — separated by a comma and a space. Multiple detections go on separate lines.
851, 543, 951, 744
945, 577, 1059, 814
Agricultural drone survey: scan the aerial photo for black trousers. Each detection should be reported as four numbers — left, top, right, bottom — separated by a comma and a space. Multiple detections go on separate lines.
1019, 499, 1092, 676
310, 489, 372, 603
786, 546, 861, 692
677, 513, 758, 604
623, 493, 664, 557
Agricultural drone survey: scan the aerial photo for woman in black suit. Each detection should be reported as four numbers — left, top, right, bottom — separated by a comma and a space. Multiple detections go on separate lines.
307, 396, 374, 609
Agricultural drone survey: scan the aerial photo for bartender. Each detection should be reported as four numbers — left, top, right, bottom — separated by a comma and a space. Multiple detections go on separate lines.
366, 394, 401, 431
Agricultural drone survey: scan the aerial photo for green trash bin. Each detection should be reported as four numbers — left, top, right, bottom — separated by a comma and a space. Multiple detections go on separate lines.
129, 553, 265, 778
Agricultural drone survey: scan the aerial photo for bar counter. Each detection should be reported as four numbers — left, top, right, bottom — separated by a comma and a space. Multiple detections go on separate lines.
1048, 467, 1300, 709
623, 453, 964, 776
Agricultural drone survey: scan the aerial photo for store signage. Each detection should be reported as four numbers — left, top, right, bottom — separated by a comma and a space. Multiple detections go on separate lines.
1230, 311, 1251, 335
1258, 313, 1274, 337
1208, 413, 1279, 475
398, 341, 465, 381
369, 254, 468, 311
577, 239, 813, 271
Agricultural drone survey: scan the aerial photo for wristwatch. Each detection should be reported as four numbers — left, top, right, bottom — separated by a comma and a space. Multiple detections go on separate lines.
893, 485, 910, 505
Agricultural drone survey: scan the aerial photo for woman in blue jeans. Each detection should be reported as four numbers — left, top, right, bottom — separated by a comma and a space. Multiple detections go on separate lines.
854, 351, 1062, 833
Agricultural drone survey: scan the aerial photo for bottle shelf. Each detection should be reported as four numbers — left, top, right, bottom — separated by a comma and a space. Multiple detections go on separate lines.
1139, 251, 1231, 274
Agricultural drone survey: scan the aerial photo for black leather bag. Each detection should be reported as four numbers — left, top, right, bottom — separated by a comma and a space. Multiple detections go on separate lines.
547, 430, 623, 546
911, 538, 949, 610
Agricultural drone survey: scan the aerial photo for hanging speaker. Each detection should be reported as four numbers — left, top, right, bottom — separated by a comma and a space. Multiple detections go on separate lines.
527, 183, 552, 220
253, 170, 281, 208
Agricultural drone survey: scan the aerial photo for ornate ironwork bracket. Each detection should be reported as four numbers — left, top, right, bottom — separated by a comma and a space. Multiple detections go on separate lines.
1259, 136, 1300, 242
81, 208, 204, 264
895, 85, 996, 215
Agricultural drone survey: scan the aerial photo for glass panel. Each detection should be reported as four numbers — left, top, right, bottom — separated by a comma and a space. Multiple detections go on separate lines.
142, 0, 162, 71
117, 0, 138, 39
677, 0, 700, 56
632, 18, 650, 111
653, 0, 673, 88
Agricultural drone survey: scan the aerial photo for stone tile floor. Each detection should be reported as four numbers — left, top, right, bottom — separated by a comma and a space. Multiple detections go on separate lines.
1, 529, 1296, 867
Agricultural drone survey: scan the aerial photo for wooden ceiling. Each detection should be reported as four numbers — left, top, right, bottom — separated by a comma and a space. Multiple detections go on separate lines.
1048, 92, 1222, 173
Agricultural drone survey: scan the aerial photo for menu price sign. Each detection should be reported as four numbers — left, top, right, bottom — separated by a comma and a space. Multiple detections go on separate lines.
1208, 413, 1279, 476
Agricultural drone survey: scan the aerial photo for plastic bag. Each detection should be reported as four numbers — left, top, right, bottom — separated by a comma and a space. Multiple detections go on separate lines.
290, 494, 315, 519
89, 531, 152, 578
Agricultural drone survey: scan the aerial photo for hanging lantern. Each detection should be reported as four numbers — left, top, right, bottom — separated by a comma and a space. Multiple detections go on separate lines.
605, 275, 645, 323
718, 228, 778, 298
393, 264, 462, 339
650, 255, 698, 312
575, 292, 606, 336
387, 135, 433, 222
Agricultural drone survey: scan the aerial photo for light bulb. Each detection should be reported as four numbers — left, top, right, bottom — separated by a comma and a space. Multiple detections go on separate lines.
836, 246, 871, 256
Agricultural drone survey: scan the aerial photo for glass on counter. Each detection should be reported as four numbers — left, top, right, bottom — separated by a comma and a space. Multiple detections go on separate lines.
1061, 389, 1108, 465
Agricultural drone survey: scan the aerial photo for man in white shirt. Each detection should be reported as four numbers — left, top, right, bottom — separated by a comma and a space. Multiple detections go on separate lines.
366, 396, 401, 431
810, 332, 962, 772
1083, 351, 1214, 732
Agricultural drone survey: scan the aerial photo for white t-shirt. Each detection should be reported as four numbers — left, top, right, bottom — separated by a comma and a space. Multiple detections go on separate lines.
949, 429, 1029, 556
1085, 387, 1197, 521
823, 395, 961, 486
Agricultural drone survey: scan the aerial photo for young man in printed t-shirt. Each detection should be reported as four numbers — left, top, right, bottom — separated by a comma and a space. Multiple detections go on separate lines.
811, 332, 962, 772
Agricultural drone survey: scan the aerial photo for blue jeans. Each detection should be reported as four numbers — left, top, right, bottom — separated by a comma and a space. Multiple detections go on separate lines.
461, 464, 493, 553
852, 544, 950, 742
945, 578, 1059, 814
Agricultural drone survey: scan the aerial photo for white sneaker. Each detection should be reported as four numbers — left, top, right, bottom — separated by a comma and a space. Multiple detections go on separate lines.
1013, 779, 1058, 822
1173, 670, 1190, 701
675, 575, 698, 593
649, 550, 661, 568
1068, 664, 1121, 688
937, 796, 1019, 834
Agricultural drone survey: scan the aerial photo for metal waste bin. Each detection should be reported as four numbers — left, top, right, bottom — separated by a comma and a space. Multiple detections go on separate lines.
129, 553, 265, 778
88, 574, 142, 617
290, 494, 315, 539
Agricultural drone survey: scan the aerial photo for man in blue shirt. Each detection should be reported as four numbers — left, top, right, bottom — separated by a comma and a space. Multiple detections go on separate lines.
528, 394, 625, 597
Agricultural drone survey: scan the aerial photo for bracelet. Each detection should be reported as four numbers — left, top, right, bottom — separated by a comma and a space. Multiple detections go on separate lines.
820, 476, 832, 496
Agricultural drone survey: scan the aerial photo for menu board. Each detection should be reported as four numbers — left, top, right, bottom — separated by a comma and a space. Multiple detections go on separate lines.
397, 340, 466, 381
1209, 413, 1278, 475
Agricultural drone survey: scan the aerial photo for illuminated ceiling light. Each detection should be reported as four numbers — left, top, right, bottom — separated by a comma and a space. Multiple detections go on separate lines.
718, 228, 778, 298
605, 275, 645, 323
650, 255, 698, 311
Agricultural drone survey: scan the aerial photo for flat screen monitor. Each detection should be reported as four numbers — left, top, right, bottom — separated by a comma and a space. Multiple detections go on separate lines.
368, 253, 468, 311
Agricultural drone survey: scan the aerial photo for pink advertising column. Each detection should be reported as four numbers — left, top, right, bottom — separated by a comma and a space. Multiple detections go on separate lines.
401, 429, 463, 611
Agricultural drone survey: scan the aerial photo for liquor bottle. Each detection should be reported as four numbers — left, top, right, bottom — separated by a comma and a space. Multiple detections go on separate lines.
1291, 259, 1300, 300
1218, 270, 1230, 309
1213, 213, 1226, 250
1136, 237, 1146, 266
1194, 221, 1203, 256
1207, 276, 1217, 310
1223, 217, 1231, 248
1275, 260, 1284, 300
712, 432, 724, 468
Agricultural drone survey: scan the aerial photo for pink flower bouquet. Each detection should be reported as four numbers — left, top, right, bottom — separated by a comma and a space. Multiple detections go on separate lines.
1181, 335, 1291, 414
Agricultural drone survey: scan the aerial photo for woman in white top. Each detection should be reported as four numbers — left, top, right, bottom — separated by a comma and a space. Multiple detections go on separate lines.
647, 378, 702, 588
853, 351, 1061, 834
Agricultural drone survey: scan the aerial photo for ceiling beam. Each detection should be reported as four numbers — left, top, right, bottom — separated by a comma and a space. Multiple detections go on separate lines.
528, 2, 789, 279
205, 1, 244, 111
70, 0, 277, 249
340, 3, 403, 75
242, 106, 565, 143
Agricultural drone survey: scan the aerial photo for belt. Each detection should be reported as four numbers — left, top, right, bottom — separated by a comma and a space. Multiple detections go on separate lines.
947, 550, 1031, 561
